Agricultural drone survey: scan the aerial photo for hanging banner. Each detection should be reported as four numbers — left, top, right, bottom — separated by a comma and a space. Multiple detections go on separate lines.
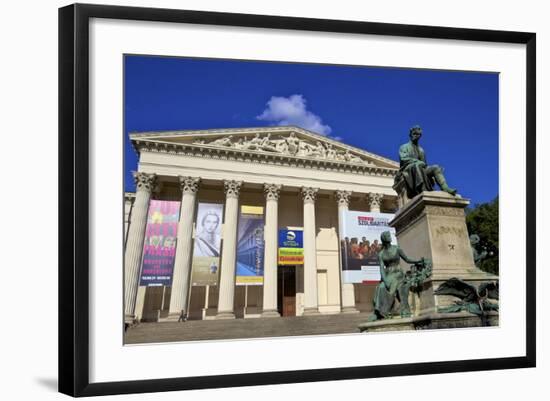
236, 205, 264, 285
340, 211, 396, 284
139, 200, 180, 287
191, 203, 223, 286
278, 229, 304, 265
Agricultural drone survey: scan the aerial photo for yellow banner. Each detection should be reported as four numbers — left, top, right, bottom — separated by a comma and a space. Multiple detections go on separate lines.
236, 276, 264, 284
278, 247, 304, 265
240, 205, 264, 215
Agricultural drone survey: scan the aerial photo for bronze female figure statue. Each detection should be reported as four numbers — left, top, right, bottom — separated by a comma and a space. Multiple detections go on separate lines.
368, 231, 428, 321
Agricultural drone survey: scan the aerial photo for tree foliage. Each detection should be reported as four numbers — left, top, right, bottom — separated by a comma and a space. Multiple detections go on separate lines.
465, 197, 499, 275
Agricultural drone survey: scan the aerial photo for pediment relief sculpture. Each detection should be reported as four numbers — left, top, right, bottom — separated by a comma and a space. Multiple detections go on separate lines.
193, 132, 374, 165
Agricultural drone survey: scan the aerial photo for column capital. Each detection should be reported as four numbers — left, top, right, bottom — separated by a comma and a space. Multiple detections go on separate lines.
335, 190, 352, 207
367, 192, 384, 210
301, 187, 319, 204
179, 176, 201, 195
224, 180, 243, 199
133, 172, 157, 193
264, 183, 282, 201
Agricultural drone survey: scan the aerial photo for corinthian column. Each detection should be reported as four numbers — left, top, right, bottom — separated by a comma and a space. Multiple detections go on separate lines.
216, 180, 243, 319
262, 183, 282, 317
367, 193, 383, 213
124, 172, 156, 323
167, 176, 201, 321
302, 187, 320, 315
336, 190, 358, 313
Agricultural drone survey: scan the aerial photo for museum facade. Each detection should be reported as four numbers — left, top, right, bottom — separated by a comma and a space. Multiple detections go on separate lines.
124, 126, 402, 323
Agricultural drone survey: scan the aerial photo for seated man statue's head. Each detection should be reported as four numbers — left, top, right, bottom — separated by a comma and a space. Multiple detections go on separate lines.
409, 125, 422, 142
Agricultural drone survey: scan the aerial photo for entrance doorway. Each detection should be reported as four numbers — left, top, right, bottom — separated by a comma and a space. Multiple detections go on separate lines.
277, 266, 296, 317
141, 286, 170, 322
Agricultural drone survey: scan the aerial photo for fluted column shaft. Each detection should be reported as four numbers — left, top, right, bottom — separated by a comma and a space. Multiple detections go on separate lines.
336, 190, 358, 313
124, 172, 156, 323
168, 177, 201, 321
262, 184, 282, 317
216, 180, 243, 319
302, 187, 320, 315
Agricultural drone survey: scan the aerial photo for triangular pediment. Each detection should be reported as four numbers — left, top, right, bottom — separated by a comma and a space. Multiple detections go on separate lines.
130, 126, 399, 169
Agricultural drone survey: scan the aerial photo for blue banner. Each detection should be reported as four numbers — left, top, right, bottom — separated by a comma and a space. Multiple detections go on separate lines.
278, 229, 304, 265
236, 206, 265, 285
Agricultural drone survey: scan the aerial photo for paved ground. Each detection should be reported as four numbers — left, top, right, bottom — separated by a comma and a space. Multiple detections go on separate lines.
124, 312, 372, 344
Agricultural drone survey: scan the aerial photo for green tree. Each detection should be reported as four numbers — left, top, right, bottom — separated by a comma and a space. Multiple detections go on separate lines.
465, 197, 499, 275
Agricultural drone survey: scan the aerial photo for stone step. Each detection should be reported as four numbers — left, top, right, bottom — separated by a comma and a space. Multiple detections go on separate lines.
125, 312, 372, 344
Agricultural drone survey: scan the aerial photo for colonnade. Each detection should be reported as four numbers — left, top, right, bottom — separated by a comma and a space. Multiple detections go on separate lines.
124, 172, 387, 323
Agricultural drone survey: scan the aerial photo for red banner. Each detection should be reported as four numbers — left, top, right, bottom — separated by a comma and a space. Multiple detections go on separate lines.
139, 200, 180, 286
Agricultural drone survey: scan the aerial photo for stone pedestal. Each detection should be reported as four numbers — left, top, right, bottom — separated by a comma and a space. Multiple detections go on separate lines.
390, 191, 498, 314
358, 311, 499, 333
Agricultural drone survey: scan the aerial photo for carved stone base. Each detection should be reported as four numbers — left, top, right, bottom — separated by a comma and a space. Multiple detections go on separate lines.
409, 281, 437, 316
390, 191, 498, 314
358, 311, 499, 333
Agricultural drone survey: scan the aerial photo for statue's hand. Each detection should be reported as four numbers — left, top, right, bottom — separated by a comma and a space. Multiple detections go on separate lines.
416, 160, 426, 168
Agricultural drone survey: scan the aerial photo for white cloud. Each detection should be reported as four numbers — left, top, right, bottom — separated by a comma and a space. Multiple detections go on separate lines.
256, 94, 332, 136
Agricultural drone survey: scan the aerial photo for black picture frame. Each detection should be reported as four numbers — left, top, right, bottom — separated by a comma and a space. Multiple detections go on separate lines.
59, 3, 536, 397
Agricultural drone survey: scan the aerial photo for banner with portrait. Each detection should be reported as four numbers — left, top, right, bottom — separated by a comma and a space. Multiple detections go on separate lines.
340, 211, 397, 284
139, 200, 180, 287
236, 205, 264, 285
191, 202, 223, 286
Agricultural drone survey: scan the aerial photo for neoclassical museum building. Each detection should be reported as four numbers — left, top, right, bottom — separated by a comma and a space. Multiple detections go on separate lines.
124, 126, 402, 323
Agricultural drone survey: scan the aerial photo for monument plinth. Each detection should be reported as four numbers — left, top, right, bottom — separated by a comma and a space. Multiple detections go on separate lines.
358, 125, 498, 333
390, 190, 498, 314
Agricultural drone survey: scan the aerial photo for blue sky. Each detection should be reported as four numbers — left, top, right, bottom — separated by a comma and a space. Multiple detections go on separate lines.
125, 55, 498, 206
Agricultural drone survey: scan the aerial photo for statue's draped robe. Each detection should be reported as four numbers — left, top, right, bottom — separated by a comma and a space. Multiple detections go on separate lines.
372, 267, 407, 318
372, 247, 411, 318
398, 141, 434, 197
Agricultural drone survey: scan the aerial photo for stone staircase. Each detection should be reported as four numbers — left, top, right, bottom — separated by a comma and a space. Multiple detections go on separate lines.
125, 312, 372, 344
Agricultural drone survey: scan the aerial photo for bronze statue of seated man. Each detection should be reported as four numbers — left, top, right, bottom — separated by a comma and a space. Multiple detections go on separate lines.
396, 125, 457, 198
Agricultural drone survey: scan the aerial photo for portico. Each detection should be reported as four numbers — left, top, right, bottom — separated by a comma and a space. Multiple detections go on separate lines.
124, 126, 400, 323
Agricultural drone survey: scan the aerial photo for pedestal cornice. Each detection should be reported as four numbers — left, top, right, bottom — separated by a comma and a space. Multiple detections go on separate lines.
390, 191, 470, 235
